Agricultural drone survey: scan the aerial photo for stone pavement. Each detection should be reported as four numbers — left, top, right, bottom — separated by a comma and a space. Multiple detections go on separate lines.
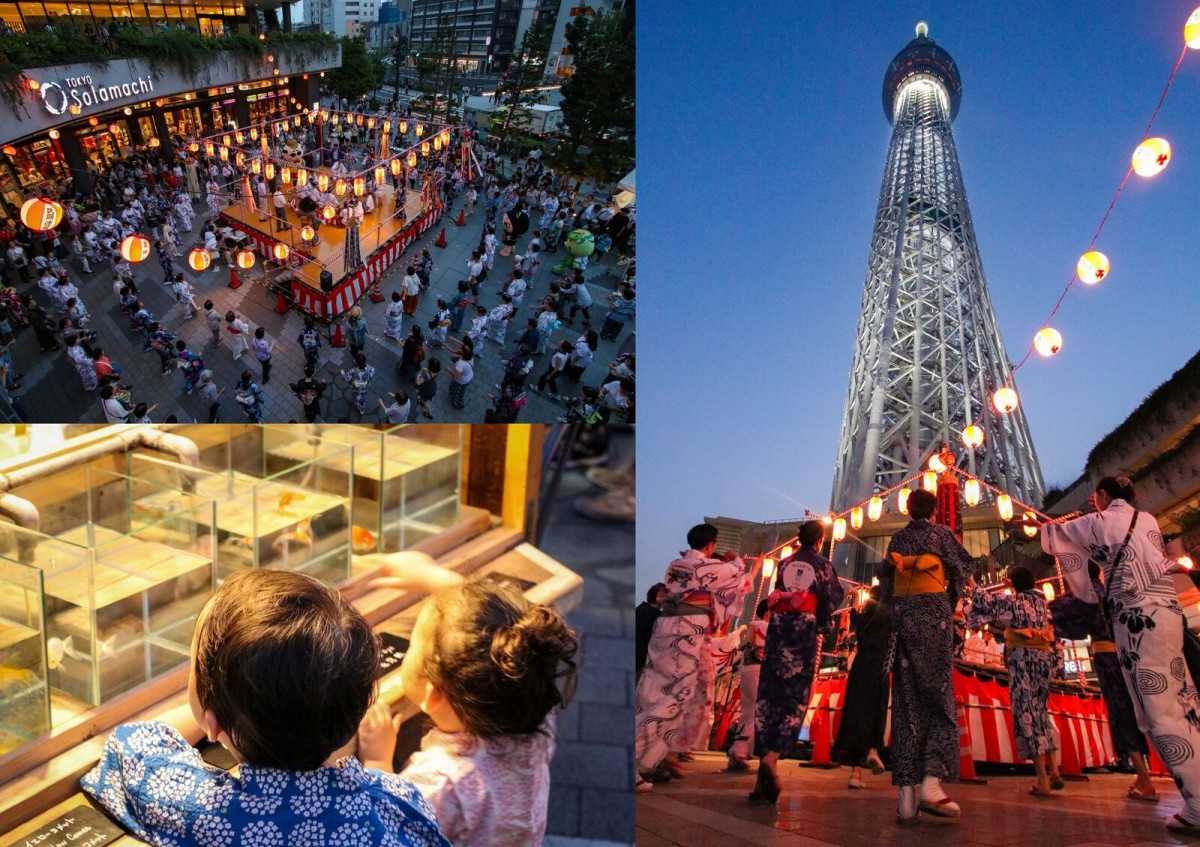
638, 751, 1200, 846
538, 428, 635, 847
12, 168, 632, 424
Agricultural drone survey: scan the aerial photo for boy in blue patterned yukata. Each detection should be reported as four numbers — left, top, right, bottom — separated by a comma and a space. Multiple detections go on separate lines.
81, 569, 450, 847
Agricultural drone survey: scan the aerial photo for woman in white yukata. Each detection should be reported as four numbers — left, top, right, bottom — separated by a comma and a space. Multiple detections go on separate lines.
1037, 476, 1200, 834
384, 292, 406, 341
65, 334, 97, 391
485, 295, 514, 345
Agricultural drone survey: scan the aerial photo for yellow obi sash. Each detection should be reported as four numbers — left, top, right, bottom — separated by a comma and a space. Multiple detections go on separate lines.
889, 552, 945, 597
1092, 640, 1117, 654
1004, 626, 1055, 652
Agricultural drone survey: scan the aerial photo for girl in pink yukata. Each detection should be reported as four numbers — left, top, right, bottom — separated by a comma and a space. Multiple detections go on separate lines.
356, 551, 579, 847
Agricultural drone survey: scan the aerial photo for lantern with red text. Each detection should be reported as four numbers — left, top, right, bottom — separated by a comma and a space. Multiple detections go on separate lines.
1076, 251, 1110, 285
993, 387, 1019, 414
20, 197, 63, 232
120, 234, 151, 263
1132, 137, 1171, 177
273, 243, 290, 262
188, 247, 210, 272
962, 425, 984, 449
1034, 327, 1062, 357
236, 250, 255, 269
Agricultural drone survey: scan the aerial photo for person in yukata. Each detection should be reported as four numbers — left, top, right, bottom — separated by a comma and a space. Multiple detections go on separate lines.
880, 488, 975, 822
966, 566, 1063, 797
752, 520, 844, 803
634, 524, 753, 791
1037, 476, 1200, 833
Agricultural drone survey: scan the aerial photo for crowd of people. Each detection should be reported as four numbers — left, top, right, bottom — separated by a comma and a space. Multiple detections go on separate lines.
635, 478, 1200, 833
0, 95, 635, 423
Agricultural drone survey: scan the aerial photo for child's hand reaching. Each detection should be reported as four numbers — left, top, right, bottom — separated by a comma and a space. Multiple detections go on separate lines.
356, 551, 465, 595
357, 701, 402, 772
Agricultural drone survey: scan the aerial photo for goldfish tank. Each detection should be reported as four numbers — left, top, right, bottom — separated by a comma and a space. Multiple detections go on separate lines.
0, 561, 49, 754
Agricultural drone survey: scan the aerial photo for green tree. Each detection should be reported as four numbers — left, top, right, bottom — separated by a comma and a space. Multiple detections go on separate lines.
390, 33, 409, 91
325, 36, 378, 103
496, 20, 551, 139
549, 8, 634, 184
414, 26, 460, 123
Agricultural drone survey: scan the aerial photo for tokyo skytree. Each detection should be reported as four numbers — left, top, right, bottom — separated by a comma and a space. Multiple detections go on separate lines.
830, 23, 1044, 512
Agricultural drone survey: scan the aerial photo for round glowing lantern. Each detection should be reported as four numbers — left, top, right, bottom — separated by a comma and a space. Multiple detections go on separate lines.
68, 103, 81, 115
997, 494, 1014, 521
281, 167, 291, 185
390, 158, 401, 177
108, 123, 120, 135
962, 425, 984, 449
993, 386, 1019, 414
964, 478, 981, 506
421, 142, 430, 157
322, 205, 337, 222
20, 197, 63, 232
1022, 511, 1039, 538
1180, 555, 1195, 571
761, 557, 775, 581
1042, 583, 1055, 602
148, 137, 161, 148
119, 234, 151, 263
1, 145, 16, 156
780, 545, 793, 559
353, 176, 365, 196
88, 116, 98, 127
27, 78, 39, 91
235, 130, 244, 144
1186, 7, 1200, 48
929, 452, 945, 473
407, 152, 417, 167
398, 121, 407, 135
297, 167, 309, 187
923, 471, 938, 493
273, 243, 290, 262
868, 496, 883, 521
1076, 251, 1109, 284
374, 166, 385, 184
301, 224, 315, 242
188, 140, 199, 153
334, 178, 347, 197
48, 129, 59, 139
898, 487, 911, 515
236, 249, 255, 269
265, 162, 275, 181
851, 506, 864, 530
1033, 326, 1062, 357
832, 517, 847, 542
1131, 137, 1171, 177
318, 173, 330, 193
188, 247, 211, 272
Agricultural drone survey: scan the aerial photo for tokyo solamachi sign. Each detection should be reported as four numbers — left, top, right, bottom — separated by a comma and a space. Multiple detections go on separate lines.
39, 73, 157, 117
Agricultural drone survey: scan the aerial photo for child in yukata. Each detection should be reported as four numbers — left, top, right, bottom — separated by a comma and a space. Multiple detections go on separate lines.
81, 570, 450, 847
356, 552, 579, 847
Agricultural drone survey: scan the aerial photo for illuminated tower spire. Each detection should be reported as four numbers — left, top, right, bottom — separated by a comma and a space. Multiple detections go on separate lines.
830, 23, 1044, 512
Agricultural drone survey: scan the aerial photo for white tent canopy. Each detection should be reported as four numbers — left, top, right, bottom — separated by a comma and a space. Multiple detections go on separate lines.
615, 168, 636, 208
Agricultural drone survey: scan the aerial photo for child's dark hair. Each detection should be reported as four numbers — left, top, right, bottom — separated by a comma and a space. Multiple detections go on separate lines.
424, 582, 578, 738
1010, 566, 1035, 593
193, 570, 380, 770
1096, 475, 1136, 504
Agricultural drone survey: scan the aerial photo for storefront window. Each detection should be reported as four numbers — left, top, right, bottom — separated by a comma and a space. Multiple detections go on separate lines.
78, 128, 122, 170
0, 3, 23, 30
108, 2, 131, 20
19, 2, 46, 29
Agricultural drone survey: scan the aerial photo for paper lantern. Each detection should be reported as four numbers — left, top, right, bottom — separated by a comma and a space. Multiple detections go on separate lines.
235, 130, 244, 144
188, 140, 199, 153
440, 129, 450, 145
265, 162, 275, 181
415, 123, 424, 137
1, 145, 16, 156
297, 167, 308, 187
68, 103, 81, 115
20, 197, 63, 232
272, 243, 290, 262
301, 224, 315, 242
119, 234, 151, 263
205, 141, 215, 157
331, 113, 339, 126
898, 488, 911, 515
294, 116, 302, 128
407, 152, 417, 167
250, 127, 258, 141
399, 121, 407, 135
1180, 555, 1195, 571
188, 247, 211, 271
27, 78, 39, 90
833, 517, 847, 542
1022, 511, 1039, 537
222, 134, 231, 147
781, 545, 793, 559
353, 176, 365, 196
868, 496, 883, 521
367, 117, 376, 130
108, 123, 120, 135
88, 116, 98, 126
48, 130, 59, 139
148, 138, 160, 148
1076, 251, 1109, 284
1186, 7, 1200, 48
762, 557, 775, 581
236, 249, 255, 269
219, 146, 229, 162
334, 178, 347, 197
375, 166, 385, 184
1042, 583, 1055, 602
250, 157, 260, 174
1033, 327, 1062, 357
851, 506, 864, 530
281, 167, 292, 185
261, 136, 268, 156
322, 205, 337, 222
390, 158, 401, 176
1131, 137, 1171, 177
318, 173, 330, 192
997, 494, 1013, 521
433, 136, 442, 152
421, 142, 430, 157
993, 386, 1019, 414
307, 111, 315, 124
383, 120, 392, 133
320, 110, 329, 121
356, 114, 364, 127
964, 478, 981, 506
923, 471, 938, 493
962, 425, 984, 449
929, 453, 945, 472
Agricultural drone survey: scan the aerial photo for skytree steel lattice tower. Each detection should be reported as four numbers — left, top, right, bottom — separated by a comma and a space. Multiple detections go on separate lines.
830, 23, 1044, 513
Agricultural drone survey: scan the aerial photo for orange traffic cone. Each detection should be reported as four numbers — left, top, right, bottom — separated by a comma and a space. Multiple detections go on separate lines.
369, 280, 384, 303
229, 269, 242, 289
330, 320, 346, 348
274, 290, 288, 314
434, 227, 447, 248
805, 706, 835, 768
455, 208, 466, 226
956, 697, 986, 783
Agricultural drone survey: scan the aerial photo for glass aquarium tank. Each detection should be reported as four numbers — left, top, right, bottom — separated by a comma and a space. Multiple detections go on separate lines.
0, 560, 49, 755
263, 424, 463, 554
126, 425, 354, 584
0, 469, 215, 707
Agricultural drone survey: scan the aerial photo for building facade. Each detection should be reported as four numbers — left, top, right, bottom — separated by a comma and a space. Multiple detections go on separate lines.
409, 0, 521, 74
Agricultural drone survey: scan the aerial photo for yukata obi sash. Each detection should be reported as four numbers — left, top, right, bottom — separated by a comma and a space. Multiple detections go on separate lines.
766, 590, 818, 615
656, 588, 717, 630
1004, 625, 1055, 652
888, 552, 945, 597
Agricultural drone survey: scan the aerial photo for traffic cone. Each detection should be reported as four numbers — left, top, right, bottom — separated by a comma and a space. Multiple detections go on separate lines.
455, 208, 466, 226
229, 269, 242, 289
956, 697, 986, 783
274, 290, 288, 314
434, 227, 447, 248
805, 706, 835, 768
369, 280, 384, 303
330, 320, 346, 348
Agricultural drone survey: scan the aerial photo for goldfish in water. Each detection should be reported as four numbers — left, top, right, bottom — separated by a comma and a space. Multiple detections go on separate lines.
273, 518, 314, 552
47, 635, 117, 670
351, 525, 376, 554
276, 492, 307, 514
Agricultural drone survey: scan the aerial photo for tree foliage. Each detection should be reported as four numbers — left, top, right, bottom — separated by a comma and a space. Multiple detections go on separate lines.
549, 8, 634, 184
496, 20, 551, 138
414, 26, 459, 123
325, 36, 378, 103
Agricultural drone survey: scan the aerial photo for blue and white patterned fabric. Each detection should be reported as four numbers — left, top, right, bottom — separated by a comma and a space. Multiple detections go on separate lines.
81, 721, 450, 847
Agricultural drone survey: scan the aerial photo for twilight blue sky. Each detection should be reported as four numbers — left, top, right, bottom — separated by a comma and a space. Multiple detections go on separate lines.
636, 2, 1200, 596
